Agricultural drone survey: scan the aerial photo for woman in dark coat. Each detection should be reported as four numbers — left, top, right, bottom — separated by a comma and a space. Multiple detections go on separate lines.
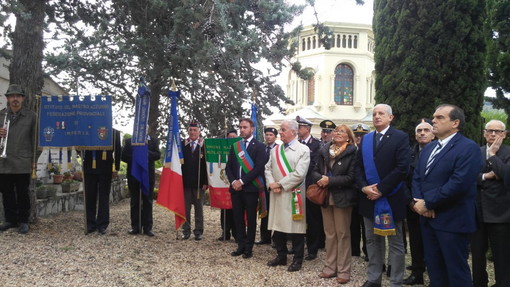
311, 124, 358, 284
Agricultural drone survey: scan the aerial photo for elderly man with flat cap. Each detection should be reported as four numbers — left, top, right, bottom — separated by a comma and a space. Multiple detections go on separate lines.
255, 127, 278, 245
0, 84, 36, 234
320, 120, 336, 148
296, 115, 324, 260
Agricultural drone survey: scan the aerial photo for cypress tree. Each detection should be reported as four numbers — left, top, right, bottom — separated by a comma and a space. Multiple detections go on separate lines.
374, 0, 487, 143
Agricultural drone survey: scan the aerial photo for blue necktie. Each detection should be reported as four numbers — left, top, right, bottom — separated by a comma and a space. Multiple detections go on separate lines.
375, 133, 382, 147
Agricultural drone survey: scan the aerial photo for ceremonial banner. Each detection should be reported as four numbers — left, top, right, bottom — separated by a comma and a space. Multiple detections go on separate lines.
39, 95, 112, 149
204, 138, 241, 209
131, 78, 151, 196
251, 102, 258, 140
157, 88, 186, 230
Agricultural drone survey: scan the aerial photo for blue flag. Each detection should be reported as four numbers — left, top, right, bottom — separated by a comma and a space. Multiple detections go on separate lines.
251, 102, 257, 140
131, 78, 151, 196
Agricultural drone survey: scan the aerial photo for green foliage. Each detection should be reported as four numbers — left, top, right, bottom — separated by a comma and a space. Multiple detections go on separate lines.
373, 0, 487, 143
486, 0, 510, 128
44, 0, 305, 139
481, 108, 508, 124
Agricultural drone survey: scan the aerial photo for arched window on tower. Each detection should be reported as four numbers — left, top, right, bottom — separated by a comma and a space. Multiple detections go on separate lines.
334, 64, 354, 105
307, 73, 315, 105
307, 37, 311, 50
302, 39, 306, 51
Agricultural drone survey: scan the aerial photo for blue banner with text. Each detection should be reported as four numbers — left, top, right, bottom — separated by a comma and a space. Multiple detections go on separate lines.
39, 95, 113, 149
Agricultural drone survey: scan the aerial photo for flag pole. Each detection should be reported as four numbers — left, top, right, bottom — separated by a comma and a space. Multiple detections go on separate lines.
222, 118, 228, 241
170, 79, 181, 240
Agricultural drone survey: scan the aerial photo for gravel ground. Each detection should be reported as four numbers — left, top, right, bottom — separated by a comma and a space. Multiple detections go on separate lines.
0, 198, 491, 287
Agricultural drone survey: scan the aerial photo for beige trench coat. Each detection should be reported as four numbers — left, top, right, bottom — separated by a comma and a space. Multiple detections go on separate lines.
265, 139, 310, 234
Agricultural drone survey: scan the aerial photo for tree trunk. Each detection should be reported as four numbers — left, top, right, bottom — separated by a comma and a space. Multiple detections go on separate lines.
9, 0, 47, 222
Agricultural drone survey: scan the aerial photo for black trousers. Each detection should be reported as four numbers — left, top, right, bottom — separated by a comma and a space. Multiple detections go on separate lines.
273, 231, 305, 262
350, 205, 368, 257
128, 176, 153, 232
471, 222, 510, 287
84, 173, 112, 230
406, 206, 425, 273
220, 208, 235, 239
305, 198, 325, 255
0, 174, 30, 224
231, 191, 258, 252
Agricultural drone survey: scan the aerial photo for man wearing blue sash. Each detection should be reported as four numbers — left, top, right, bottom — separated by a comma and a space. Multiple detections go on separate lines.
226, 118, 267, 259
356, 104, 410, 287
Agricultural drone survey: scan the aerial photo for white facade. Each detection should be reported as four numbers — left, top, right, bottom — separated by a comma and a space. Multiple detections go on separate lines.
269, 22, 375, 136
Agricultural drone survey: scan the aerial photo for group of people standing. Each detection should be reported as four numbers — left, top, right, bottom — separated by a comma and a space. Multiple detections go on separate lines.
1, 82, 508, 287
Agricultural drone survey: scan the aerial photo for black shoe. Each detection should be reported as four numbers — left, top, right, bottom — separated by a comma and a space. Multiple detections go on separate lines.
361, 281, 382, 287
255, 239, 271, 245
406, 265, 414, 271
287, 260, 302, 272
98, 228, 106, 235
231, 249, 245, 257
305, 254, 317, 261
242, 251, 253, 259
128, 229, 140, 235
195, 234, 203, 241
144, 230, 155, 237
0, 222, 16, 231
181, 234, 190, 240
267, 256, 287, 266
86, 227, 96, 234
18, 223, 29, 234
217, 235, 231, 241
403, 274, 424, 285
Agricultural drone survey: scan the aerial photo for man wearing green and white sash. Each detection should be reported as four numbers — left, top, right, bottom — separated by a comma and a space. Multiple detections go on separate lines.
226, 118, 267, 259
265, 119, 310, 272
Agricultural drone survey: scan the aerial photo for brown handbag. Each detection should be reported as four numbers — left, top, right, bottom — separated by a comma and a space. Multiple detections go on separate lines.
306, 183, 329, 205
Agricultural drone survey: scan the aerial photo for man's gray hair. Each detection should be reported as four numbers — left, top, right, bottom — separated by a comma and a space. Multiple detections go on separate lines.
374, 103, 393, 115
282, 119, 298, 132
485, 119, 506, 130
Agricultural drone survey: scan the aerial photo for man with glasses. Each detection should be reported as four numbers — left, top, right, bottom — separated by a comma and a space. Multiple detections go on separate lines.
472, 120, 510, 287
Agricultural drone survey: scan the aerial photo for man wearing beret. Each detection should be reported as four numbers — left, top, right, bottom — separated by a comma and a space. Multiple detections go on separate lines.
296, 115, 324, 261
255, 127, 278, 245
0, 84, 37, 234
181, 121, 208, 240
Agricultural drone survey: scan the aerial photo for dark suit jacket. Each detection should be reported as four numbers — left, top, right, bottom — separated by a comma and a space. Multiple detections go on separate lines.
311, 143, 358, 208
356, 126, 411, 221
412, 133, 483, 233
225, 138, 267, 193
83, 129, 121, 174
121, 137, 161, 187
304, 136, 321, 188
476, 144, 510, 223
181, 139, 207, 189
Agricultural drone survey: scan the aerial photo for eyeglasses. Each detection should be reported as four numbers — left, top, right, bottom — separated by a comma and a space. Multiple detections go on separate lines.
485, 129, 506, 134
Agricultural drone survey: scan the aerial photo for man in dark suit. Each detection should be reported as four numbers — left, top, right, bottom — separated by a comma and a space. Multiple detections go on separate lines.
255, 127, 278, 245
121, 132, 161, 237
412, 104, 483, 287
226, 118, 267, 259
472, 119, 510, 287
356, 104, 410, 287
83, 129, 121, 235
181, 121, 208, 240
404, 119, 435, 285
296, 115, 324, 261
